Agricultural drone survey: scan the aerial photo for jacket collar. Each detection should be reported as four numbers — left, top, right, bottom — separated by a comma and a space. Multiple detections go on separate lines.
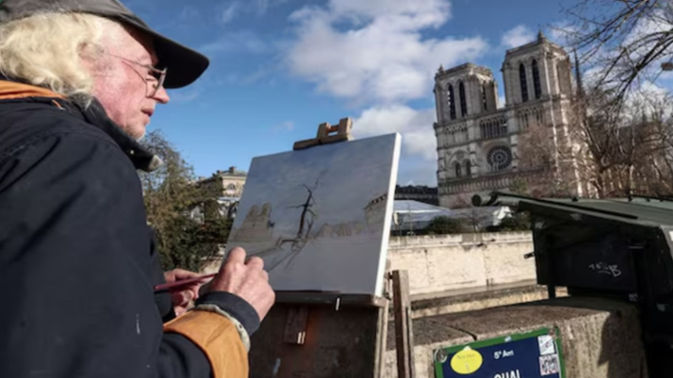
0, 80, 66, 100
0, 78, 161, 172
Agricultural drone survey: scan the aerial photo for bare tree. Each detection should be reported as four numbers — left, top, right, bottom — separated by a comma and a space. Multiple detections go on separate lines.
565, 0, 673, 104
574, 86, 673, 197
514, 121, 558, 196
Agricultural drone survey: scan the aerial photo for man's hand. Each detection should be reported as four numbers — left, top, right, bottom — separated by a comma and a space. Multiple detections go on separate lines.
164, 269, 208, 316
208, 247, 275, 321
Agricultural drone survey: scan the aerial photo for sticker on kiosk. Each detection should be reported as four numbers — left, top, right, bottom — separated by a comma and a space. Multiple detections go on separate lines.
433, 328, 565, 378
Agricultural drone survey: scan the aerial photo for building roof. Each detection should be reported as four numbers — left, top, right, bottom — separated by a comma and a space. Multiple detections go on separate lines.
393, 200, 509, 228
435, 62, 494, 80
394, 200, 450, 214
503, 31, 566, 58
490, 192, 673, 228
393, 200, 453, 228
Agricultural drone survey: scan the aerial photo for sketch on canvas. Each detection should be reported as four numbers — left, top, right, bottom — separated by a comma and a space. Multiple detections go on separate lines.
227, 133, 400, 295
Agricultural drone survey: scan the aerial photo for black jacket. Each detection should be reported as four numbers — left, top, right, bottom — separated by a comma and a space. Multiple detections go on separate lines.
0, 80, 258, 378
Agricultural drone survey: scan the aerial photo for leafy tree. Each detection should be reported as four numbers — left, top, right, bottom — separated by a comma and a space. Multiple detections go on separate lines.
424, 216, 466, 235
139, 131, 231, 271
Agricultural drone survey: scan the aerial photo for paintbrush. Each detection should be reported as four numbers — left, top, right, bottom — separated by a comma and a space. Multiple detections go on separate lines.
153, 273, 216, 293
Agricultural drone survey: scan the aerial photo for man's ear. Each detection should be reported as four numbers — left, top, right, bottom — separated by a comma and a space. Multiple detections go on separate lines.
78, 42, 108, 72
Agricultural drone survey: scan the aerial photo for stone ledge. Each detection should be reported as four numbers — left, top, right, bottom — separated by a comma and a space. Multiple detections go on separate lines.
385, 297, 647, 378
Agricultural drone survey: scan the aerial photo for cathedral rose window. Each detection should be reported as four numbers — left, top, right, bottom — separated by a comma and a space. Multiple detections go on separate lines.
487, 146, 513, 171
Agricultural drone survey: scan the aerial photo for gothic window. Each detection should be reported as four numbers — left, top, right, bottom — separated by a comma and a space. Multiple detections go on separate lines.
532, 59, 542, 99
455, 162, 462, 177
447, 84, 456, 120
557, 62, 570, 94
459, 81, 467, 117
535, 108, 543, 125
487, 146, 513, 171
519, 63, 529, 102
479, 118, 507, 139
481, 84, 488, 111
464, 160, 472, 176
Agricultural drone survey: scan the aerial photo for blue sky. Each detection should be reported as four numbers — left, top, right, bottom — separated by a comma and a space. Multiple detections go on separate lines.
124, 0, 657, 186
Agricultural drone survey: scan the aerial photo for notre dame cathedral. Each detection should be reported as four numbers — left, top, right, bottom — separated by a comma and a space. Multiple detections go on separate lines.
433, 32, 593, 208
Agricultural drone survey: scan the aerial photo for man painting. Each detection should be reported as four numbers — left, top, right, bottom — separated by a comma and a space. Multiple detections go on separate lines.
0, 1, 275, 377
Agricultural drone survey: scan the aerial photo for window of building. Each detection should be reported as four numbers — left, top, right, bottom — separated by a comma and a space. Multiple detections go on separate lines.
535, 108, 543, 125
448, 84, 456, 120
557, 62, 570, 95
479, 118, 507, 139
465, 160, 471, 176
487, 146, 513, 171
455, 162, 462, 177
519, 63, 529, 102
481, 84, 488, 111
532, 59, 542, 99
459, 81, 467, 117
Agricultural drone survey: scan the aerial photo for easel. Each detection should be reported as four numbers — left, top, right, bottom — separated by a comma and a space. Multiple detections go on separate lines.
248, 119, 415, 378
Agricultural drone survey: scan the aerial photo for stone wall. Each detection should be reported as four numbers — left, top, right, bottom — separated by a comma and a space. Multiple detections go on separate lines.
384, 297, 647, 378
387, 232, 535, 297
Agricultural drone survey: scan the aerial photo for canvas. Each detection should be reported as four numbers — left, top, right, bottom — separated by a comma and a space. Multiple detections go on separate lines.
227, 133, 401, 295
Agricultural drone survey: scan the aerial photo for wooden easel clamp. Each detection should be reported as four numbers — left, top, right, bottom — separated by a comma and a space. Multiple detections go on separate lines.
293, 117, 353, 150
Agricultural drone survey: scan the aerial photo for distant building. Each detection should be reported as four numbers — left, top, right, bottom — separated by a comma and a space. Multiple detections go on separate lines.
193, 166, 247, 220
198, 166, 246, 198
228, 203, 273, 243
433, 32, 592, 208
394, 185, 438, 205
364, 193, 388, 227
392, 200, 510, 234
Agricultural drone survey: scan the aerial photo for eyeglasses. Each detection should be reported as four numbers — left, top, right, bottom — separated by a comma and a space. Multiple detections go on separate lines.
106, 53, 167, 97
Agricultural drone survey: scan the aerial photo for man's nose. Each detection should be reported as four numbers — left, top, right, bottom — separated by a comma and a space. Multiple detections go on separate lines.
152, 86, 170, 104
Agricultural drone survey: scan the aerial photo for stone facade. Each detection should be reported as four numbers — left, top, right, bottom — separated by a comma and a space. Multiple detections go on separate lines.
195, 166, 247, 219
198, 166, 246, 199
434, 32, 592, 207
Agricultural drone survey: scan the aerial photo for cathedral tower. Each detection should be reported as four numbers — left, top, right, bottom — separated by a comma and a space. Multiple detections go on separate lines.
433, 32, 589, 208
501, 31, 573, 107
434, 63, 498, 124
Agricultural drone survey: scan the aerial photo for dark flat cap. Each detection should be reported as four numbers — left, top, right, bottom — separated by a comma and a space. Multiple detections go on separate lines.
0, 0, 209, 88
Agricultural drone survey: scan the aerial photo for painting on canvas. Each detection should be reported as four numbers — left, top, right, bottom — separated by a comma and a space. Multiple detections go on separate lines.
227, 133, 400, 295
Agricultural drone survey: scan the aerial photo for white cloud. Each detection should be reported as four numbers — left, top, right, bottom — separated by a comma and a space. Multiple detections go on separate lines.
179, 6, 200, 22
165, 89, 201, 103
353, 105, 437, 160
273, 121, 295, 132
199, 31, 268, 54
221, 2, 240, 25
253, 0, 270, 15
325, 0, 451, 29
623, 11, 673, 82
547, 21, 577, 46
501, 25, 535, 48
285, 0, 488, 104
218, 0, 287, 24
353, 105, 439, 185
627, 82, 672, 116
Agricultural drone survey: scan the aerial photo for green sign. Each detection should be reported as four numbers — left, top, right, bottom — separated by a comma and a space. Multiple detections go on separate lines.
434, 328, 566, 378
